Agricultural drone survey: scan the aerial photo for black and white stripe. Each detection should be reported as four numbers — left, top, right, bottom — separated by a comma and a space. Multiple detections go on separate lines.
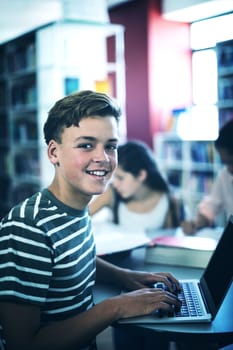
0, 189, 96, 324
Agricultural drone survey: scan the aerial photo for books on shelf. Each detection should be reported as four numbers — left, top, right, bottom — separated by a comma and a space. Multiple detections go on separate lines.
190, 141, 214, 163
7, 41, 36, 73
145, 233, 219, 268
189, 171, 214, 194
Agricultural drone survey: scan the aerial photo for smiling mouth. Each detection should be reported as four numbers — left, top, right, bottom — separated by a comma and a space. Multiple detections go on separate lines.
86, 170, 110, 177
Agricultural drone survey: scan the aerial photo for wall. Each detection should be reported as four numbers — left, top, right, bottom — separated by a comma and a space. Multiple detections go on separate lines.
148, 0, 192, 136
110, 1, 151, 145
109, 0, 192, 147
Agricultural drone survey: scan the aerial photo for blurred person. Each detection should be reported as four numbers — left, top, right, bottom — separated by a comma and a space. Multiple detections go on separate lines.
90, 139, 185, 232
182, 119, 233, 234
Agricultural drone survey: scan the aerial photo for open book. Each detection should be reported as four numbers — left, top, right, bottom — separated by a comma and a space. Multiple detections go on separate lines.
93, 222, 151, 256
93, 222, 222, 268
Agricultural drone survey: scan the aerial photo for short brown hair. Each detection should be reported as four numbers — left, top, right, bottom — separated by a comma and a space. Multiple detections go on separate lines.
44, 90, 121, 144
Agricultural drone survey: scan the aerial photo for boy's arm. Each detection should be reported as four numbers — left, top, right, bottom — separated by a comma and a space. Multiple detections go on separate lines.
96, 257, 181, 293
0, 297, 120, 350
0, 270, 181, 350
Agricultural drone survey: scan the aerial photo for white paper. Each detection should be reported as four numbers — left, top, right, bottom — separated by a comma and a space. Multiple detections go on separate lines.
93, 222, 150, 255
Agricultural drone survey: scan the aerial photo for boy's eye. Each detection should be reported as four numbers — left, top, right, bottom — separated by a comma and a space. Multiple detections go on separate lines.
105, 144, 118, 151
77, 143, 93, 149
76, 142, 118, 151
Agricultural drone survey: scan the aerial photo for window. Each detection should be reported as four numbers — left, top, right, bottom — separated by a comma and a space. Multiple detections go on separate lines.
177, 13, 233, 140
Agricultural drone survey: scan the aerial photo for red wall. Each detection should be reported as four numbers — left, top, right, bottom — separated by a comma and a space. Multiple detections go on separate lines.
148, 0, 192, 136
109, 0, 192, 147
110, 1, 151, 144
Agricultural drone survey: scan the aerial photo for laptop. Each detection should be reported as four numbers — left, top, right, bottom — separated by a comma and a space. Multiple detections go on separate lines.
119, 215, 233, 324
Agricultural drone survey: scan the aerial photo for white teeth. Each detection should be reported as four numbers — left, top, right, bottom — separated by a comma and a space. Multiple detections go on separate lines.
88, 170, 106, 176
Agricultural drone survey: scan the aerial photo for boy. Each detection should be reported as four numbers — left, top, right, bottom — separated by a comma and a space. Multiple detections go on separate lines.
182, 119, 233, 234
0, 90, 181, 350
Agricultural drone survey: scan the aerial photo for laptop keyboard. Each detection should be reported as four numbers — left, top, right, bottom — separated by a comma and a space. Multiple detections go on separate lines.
176, 281, 204, 317
154, 281, 205, 318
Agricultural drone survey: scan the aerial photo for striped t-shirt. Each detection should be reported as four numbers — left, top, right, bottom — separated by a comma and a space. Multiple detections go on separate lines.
0, 189, 96, 332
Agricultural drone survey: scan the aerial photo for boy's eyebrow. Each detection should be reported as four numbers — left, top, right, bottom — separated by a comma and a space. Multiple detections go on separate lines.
74, 136, 119, 143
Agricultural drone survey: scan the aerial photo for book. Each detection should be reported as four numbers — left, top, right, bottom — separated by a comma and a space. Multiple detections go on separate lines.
145, 235, 218, 268
93, 222, 151, 256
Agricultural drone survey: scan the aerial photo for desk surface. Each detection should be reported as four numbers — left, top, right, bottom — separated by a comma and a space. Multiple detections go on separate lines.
94, 247, 233, 347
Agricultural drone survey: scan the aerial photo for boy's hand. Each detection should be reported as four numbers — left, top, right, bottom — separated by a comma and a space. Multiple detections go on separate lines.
117, 269, 181, 294
112, 287, 182, 320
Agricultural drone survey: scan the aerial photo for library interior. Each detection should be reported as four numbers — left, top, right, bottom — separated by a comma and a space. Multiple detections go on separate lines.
0, 1, 233, 350
0, 0, 233, 222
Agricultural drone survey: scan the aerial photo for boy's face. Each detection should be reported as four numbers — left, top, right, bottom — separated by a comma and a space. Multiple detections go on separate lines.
48, 116, 119, 203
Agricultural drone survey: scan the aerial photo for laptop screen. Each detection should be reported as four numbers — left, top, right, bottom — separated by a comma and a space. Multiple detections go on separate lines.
201, 215, 233, 317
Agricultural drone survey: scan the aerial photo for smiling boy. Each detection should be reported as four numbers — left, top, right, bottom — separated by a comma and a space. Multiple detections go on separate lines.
0, 90, 181, 350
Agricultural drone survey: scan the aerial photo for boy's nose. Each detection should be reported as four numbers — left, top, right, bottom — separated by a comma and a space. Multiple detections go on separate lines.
93, 147, 109, 161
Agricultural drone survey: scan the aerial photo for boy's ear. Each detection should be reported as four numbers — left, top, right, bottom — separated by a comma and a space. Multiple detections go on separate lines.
47, 140, 59, 165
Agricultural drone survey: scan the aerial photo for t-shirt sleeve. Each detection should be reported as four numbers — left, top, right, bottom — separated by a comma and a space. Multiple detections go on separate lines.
0, 215, 53, 305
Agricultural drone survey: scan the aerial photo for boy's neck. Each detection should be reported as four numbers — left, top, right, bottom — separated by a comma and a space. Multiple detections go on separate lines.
48, 182, 91, 211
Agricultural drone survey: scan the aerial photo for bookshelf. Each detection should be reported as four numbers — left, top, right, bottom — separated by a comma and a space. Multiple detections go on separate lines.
0, 44, 10, 217
154, 133, 220, 216
217, 39, 233, 127
0, 20, 125, 219
153, 40, 233, 218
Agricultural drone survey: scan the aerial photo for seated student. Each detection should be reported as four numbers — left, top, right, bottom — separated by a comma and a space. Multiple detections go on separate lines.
90, 139, 184, 232
182, 119, 233, 234
0, 91, 181, 350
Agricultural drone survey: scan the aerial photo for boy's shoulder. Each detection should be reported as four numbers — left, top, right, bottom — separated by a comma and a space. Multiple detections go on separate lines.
1, 190, 56, 225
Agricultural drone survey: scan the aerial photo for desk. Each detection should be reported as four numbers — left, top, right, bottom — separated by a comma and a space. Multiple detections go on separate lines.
94, 247, 233, 349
